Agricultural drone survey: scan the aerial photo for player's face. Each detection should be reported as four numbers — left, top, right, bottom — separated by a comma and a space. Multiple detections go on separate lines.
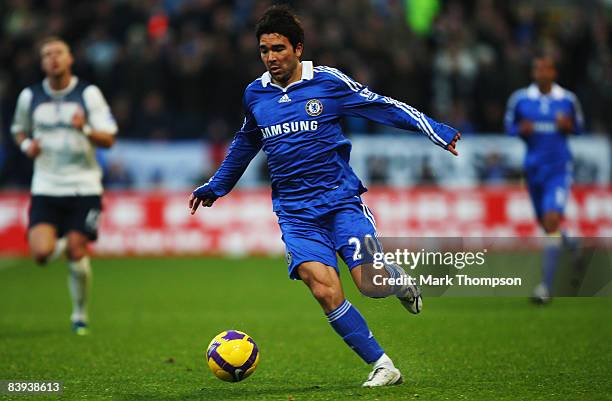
532, 58, 557, 87
259, 33, 303, 85
40, 41, 73, 78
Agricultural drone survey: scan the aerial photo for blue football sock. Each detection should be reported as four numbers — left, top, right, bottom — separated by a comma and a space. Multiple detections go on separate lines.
561, 230, 579, 252
542, 233, 562, 291
326, 299, 384, 364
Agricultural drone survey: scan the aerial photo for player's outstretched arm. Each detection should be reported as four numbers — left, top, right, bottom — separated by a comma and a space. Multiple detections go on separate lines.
189, 185, 216, 215
446, 132, 461, 156
189, 114, 262, 215
358, 95, 462, 155
322, 67, 461, 155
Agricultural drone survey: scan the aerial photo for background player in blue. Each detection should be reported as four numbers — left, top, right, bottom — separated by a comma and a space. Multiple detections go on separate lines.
505, 56, 584, 304
189, 6, 461, 387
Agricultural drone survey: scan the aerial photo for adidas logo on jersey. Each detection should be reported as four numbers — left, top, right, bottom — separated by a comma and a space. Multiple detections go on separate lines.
278, 94, 291, 103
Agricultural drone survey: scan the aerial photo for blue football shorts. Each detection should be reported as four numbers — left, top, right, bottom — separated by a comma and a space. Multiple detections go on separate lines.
525, 163, 572, 220
276, 196, 380, 280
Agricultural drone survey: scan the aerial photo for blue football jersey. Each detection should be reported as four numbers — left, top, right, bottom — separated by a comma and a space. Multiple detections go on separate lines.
505, 83, 584, 168
204, 61, 458, 212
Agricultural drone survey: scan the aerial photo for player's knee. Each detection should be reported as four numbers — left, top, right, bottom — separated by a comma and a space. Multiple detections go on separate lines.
67, 246, 87, 261
66, 234, 89, 261
309, 282, 342, 310
29, 236, 54, 265
30, 242, 54, 265
32, 249, 52, 265
543, 222, 560, 234
67, 241, 88, 261
298, 263, 343, 310
542, 213, 561, 234
309, 282, 333, 302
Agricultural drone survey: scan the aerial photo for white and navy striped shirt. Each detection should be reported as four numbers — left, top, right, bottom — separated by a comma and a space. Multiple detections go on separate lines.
12, 77, 118, 195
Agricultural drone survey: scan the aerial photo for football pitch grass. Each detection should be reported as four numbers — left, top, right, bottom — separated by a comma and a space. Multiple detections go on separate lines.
1, 256, 611, 401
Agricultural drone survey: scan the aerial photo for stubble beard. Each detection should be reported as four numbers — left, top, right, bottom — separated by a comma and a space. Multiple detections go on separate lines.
272, 69, 291, 86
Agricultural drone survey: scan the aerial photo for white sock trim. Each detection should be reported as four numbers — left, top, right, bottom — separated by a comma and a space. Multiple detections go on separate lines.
327, 300, 351, 323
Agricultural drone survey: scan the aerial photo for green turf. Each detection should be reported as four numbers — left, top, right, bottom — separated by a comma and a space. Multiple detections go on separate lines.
0, 257, 611, 401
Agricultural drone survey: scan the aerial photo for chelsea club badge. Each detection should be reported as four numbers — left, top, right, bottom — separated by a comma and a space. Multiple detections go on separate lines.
305, 99, 323, 116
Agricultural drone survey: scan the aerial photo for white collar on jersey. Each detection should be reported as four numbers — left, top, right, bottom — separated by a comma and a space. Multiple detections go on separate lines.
43, 76, 79, 97
526, 83, 565, 100
261, 61, 314, 88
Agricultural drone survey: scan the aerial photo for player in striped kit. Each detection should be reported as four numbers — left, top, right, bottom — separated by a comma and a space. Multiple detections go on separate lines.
11, 37, 118, 334
190, 6, 460, 387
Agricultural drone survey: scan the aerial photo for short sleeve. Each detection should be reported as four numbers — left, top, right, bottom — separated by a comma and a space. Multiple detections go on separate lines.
83, 85, 118, 135
11, 88, 33, 136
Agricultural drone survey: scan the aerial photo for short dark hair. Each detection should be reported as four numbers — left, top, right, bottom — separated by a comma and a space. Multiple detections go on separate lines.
533, 49, 556, 64
255, 5, 304, 49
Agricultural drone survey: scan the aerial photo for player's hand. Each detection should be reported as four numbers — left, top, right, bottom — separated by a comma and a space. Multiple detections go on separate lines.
556, 114, 574, 134
189, 194, 216, 215
189, 183, 218, 215
518, 120, 534, 136
24, 139, 41, 159
71, 108, 86, 131
446, 132, 461, 156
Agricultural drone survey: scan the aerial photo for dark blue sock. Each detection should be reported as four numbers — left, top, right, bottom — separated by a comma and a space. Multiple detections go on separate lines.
327, 300, 384, 364
543, 235, 562, 290
561, 230, 579, 252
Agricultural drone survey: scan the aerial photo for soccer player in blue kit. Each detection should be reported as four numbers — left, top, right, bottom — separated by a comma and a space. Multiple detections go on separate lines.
505, 56, 584, 304
189, 6, 460, 387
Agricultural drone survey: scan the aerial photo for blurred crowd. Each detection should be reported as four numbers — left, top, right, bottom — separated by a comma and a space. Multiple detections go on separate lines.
2, 0, 612, 142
